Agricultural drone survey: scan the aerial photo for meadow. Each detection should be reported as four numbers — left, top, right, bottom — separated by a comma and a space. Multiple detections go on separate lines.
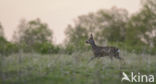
1, 51, 156, 84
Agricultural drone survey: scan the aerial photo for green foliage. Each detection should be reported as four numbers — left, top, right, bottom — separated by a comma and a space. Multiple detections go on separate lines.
65, 0, 156, 54
122, 0, 156, 54
15, 18, 53, 45
33, 42, 60, 54
96, 7, 128, 43
65, 25, 89, 53
65, 7, 129, 54
1, 0, 156, 55
1, 52, 156, 84
13, 18, 58, 54
0, 23, 18, 55
0, 22, 4, 37
64, 44, 75, 54
0, 37, 18, 55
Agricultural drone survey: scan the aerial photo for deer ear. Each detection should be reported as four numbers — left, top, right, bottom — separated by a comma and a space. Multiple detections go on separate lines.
90, 34, 93, 38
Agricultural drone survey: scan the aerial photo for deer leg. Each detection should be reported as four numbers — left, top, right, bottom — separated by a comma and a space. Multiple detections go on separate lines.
110, 56, 113, 61
116, 56, 123, 60
114, 53, 126, 64
88, 56, 96, 63
114, 53, 121, 60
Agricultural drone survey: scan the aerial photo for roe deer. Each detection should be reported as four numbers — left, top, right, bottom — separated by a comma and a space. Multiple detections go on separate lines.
86, 34, 124, 63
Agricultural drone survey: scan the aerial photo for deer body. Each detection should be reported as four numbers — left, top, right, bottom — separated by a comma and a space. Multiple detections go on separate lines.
92, 46, 120, 58
86, 34, 123, 62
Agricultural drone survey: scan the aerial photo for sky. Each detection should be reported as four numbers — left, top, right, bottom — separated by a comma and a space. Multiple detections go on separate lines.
0, 0, 141, 44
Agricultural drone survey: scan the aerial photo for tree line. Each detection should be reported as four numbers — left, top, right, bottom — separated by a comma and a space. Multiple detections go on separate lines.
0, 0, 156, 55
0, 19, 60, 55
65, 0, 156, 54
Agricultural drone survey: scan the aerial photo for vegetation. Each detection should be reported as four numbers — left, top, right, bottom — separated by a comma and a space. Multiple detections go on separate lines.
0, 51, 156, 84
0, 0, 156, 84
0, 0, 155, 55
65, 0, 156, 54
12, 18, 60, 54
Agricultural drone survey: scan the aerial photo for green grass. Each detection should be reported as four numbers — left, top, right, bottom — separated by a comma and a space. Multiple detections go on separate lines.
0, 51, 156, 84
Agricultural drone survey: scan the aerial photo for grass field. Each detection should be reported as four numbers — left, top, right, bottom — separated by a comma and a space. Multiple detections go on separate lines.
0, 51, 156, 84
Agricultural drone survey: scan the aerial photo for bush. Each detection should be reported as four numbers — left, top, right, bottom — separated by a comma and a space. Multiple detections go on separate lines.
0, 37, 19, 55
33, 42, 60, 54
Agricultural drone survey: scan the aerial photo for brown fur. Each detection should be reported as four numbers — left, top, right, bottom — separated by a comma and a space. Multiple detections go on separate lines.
86, 34, 123, 62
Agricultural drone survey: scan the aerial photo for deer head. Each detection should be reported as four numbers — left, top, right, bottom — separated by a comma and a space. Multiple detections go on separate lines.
86, 34, 95, 45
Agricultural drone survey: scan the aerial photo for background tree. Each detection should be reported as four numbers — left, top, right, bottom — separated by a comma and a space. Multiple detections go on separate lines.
65, 25, 89, 54
95, 7, 128, 44
65, 7, 129, 53
0, 22, 6, 55
124, 0, 156, 53
14, 18, 59, 54
15, 19, 52, 45
65, 0, 156, 54
0, 22, 18, 55
64, 13, 100, 54
0, 23, 4, 37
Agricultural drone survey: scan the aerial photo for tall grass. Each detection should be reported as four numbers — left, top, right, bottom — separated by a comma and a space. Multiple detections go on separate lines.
0, 51, 156, 84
